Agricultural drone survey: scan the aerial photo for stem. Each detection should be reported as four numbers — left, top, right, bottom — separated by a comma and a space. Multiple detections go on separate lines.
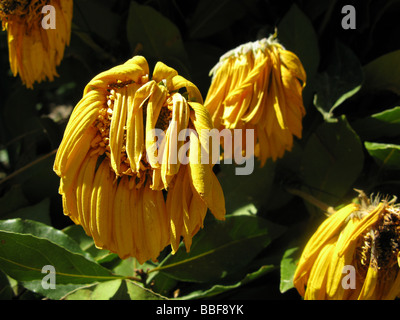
286, 187, 336, 216
0, 149, 57, 186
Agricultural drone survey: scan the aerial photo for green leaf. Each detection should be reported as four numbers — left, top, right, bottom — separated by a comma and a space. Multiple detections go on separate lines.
365, 142, 400, 171
0, 185, 30, 218
188, 0, 246, 39
63, 279, 166, 300
300, 116, 364, 213
63, 224, 117, 263
64, 280, 129, 300
126, 280, 167, 300
278, 3, 320, 80
155, 214, 285, 283
22, 281, 93, 300
0, 221, 121, 286
1, 198, 51, 226
126, 1, 188, 73
3, 87, 39, 138
0, 219, 89, 258
351, 106, 400, 140
0, 270, 14, 299
218, 159, 275, 215
73, 0, 121, 43
363, 50, 400, 95
176, 264, 275, 300
313, 41, 363, 122
280, 246, 300, 293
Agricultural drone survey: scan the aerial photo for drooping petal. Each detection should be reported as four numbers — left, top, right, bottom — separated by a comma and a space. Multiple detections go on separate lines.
75, 154, 98, 235
304, 239, 336, 300
142, 183, 170, 261
294, 203, 358, 295
160, 93, 189, 187
166, 166, 186, 253
171, 75, 203, 104
109, 87, 128, 176
338, 203, 384, 257
358, 266, 379, 300
58, 126, 97, 194
125, 82, 149, 173
145, 84, 168, 172
152, 61, 178, 85
113, 176, 134, 259
92, 158, 117, 249
84, 56, 149, 94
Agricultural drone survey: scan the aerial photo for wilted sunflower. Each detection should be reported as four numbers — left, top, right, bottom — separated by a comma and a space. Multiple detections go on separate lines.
294, 191, 400, 300
53, 56, 226, 264
0, 0, 73, 88
204, 34, 306, 165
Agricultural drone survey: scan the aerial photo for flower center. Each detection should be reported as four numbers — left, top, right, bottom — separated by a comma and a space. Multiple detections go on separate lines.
92, 80, 173, 184
357, 203, 400, 274
0, 0, 46, 22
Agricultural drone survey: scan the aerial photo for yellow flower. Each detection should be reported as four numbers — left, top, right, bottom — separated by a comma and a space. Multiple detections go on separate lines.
0, 0, 73, 88
204, 34, 306, 165
53, 56, 226, 264
294, 192, 400, 300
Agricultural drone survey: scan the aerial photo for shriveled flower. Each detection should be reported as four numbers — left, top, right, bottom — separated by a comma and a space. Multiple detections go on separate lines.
204, 34, 306, 165
53, 56, 226, 264
0, 0, 73, 88
294, 192, 400, 300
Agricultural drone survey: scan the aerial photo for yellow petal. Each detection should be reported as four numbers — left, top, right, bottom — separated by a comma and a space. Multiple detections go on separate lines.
85, 56, 148, 94
125, 82, 149, 172
207, 172, 226, 220
145, 84, 168, 169
294, 204, 358, 295
241, 57, 271, 125
326, 218, 358, 299
92, 158, 117, 249
171, 75, 203, 104
109, 87, 128, 175
142, 184, 168, 260
166, 167, 185, 253
338, 203, 384, 257
358, 266, 378, 300
304, 239, 335, 300
54, 91, 103, 175
75, 154, 98, 235
188, 127, 212, 200
279, 49, 307, 87
152, 61, 178, 84
161, 93, 189, 185
57, 126, 97, 193
113, 176, 134, 259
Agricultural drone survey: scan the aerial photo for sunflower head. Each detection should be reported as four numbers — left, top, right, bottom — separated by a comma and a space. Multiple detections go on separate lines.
205, 34, 306, 165
54, 56, 225, 264
294, 191, 400, 300
1, 0, 73, 88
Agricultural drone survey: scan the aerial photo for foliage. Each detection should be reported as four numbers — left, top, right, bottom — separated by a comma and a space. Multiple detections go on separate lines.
0, 0, 400, 300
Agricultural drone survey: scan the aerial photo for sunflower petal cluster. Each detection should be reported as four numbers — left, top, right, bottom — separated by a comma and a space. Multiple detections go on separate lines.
0, 0, 72, 88
53, 56, 226, 264
294, 193, 400, 300
205, 35, 306, 165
